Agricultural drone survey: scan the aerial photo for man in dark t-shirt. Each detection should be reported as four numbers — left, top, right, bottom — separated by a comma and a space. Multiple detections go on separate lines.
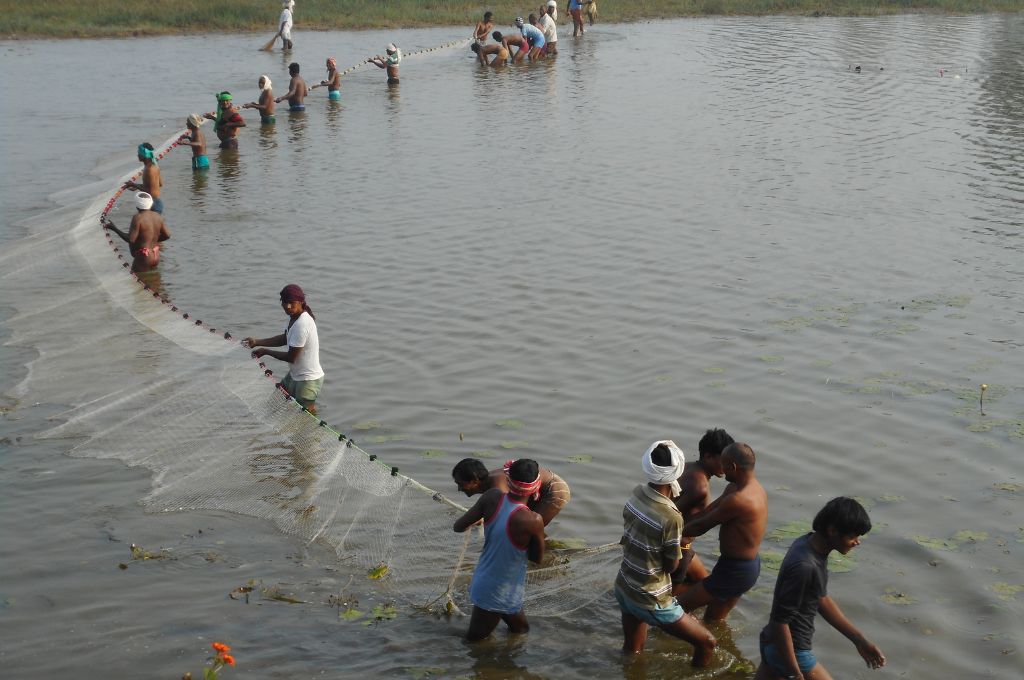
755, 497, 886, 680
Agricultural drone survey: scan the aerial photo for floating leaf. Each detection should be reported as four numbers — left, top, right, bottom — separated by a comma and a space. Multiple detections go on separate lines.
367, 563, 389, 580
370, 604, 397, 621
340, 608, 364, 621
876, 494, 906, 503
472, 450, 496, 458
499, 440, 530, 449
911, 535, 959, 551
993, 482, 1022, 493
261, 586, 305, 604
768, 521, 811, 542
760, 355, 784, 364
546, 537, 588, 550
811, 359, 833, 368
567, 455, 592, 464
760, 551, 785, 572
352, 420, 382, 431
703, 367, 725, 374
827, 552, 857, 573
365, 434, 410, 444
881, 588, 916, 605
951, 530, 988, 543
495, 419, 524, 430
420, 450, 447, 459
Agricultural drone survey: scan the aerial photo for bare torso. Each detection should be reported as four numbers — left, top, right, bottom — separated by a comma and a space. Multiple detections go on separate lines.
675, 462, 712, 521
716, 479, 768, 560
142, 163, 162, 198
289, 75, 308, 105
128, 211, 169, 272
261, 89, 275, 115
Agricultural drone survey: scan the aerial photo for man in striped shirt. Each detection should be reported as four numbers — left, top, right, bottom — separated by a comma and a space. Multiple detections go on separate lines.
614, 440, 718, 666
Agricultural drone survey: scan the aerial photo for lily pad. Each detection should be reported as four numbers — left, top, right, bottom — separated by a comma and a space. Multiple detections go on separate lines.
495, 419, 524, 429
991, 583, 1024, 601
768, 520, 811, 542
993, 482, 1022, 493
340, 608, 365, 621
369, 603, 397, 621
911, 535, 959, 551
499, 440, 530, 449
760, 551, 785, 572
827, 552, 857, 573
951, 530, 988, 543
352, 421, 383, 431
881, 588, 916, 605
420, 450, 447, 459
367, 563, 389, 580
567, 454, 592, 464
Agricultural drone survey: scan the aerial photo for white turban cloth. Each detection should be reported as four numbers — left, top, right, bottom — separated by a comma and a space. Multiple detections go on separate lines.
642, 440, 686, 498
135, 191, 154, 210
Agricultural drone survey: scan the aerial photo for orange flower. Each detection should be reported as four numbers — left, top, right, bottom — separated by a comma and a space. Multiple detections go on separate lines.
222, 654, 236, 666
212, 642, 231, 653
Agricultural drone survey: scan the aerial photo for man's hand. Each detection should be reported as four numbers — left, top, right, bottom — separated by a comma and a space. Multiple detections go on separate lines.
855, 638, 885, 669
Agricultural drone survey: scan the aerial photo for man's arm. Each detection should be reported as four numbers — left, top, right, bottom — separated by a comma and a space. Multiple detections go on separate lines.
454, 488, 501, 532
818, 595, 886, 669
681, 492, 742, 539
103, 219, 129, 243
524, 511, 545, 563
243, 333, 287, 349
254, 344, 302, 363
157, 219, 170, 242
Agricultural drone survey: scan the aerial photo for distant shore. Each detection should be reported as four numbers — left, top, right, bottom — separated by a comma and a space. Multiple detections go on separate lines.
3, 0, 1022, 39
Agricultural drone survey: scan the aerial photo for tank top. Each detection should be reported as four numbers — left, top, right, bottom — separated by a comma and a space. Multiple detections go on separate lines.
468, 494, 529, 614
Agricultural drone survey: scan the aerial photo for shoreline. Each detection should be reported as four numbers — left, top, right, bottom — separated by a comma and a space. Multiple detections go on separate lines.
3, 1, 1023, 39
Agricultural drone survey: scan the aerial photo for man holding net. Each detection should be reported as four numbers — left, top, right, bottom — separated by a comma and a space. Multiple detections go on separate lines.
454, 459, 546, 641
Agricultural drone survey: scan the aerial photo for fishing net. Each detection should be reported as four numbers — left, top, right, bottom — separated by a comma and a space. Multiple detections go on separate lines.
1, 122, 621, 619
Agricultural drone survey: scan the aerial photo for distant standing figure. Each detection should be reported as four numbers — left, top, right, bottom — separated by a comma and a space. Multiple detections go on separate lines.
275, 63, 308, 111
204, 92, 246, 149
123, 143, 164, 214
242, 75, 276, 125
452, 458, 571, 526
677, 442, 768, 623
614, 440, 717, 665
471, 42, 509, 67
179, 114, 209, 171
278, 0, 295, 51
369, 44, 402, 84
754, 497, 886, 680
474, 11, 494, 43
584, 0, 597, 25
320, 57, 341, 100
567, 0, 584, 36
672, 427, 733, 587
454, 458, 546, 642
493, 31, 529, 64
243, 284, 325, 414
518, 16, 546, 60
538, 5, 557, 55
103, 192, 170, 273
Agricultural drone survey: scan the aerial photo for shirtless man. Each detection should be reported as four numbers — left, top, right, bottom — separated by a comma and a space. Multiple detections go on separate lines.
473, 11, 494, 43
179, 114, 209, 171
243, 75, 276, 125
672, 428, 734, 589
678, 442, 767, 622
493, 31, 529, 64
452, 458, 570, 526
454, 458, 546, 641
104, 192, 170, 273
368, 44, 401, 85
123, 143, 164, 214
275, 63, 308, 111
470, 41, 509, 67
314, 57, 342, 100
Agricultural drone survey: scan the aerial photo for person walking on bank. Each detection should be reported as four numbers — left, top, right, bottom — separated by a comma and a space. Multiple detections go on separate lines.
277, 1, 295, 51
243, 284, 324, 414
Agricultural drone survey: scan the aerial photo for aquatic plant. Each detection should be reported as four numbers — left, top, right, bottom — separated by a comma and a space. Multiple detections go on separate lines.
182, 642, 236, 680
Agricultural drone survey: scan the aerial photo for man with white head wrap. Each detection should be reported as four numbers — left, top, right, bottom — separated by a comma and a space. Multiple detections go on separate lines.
368, 43, 401, 84
613, 440, 717, 665
243, 75, 276, 125
103, 191, 170, 273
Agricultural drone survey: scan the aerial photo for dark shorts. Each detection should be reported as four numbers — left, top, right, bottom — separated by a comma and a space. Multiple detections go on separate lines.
219, 138, 238, 150
150, 196, 164, 214
760, 641, 817, 675
703, 554, 761, 600
388, 77, 400, 85
289, 104, 306, 112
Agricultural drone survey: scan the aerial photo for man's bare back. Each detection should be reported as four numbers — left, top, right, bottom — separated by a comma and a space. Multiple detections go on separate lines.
288, 75, 307, 106
710, 478, 767, 560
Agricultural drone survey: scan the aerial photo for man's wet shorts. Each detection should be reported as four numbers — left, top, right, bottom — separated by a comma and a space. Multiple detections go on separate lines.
261, 115, 276, 125
150, 196, 165, 214
329, 90, 341, 101
192, 155, 210, 171
703, 554, 761, 600
280, 374, 323, 407
760, 642, 817, 675
613, 587, 684, 626
289, 104, 306, 112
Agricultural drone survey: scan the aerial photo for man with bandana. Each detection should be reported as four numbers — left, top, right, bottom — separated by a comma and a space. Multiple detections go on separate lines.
614, 440, 717, 666
204, 92, 246, 149
368, 44, 402, 85
677, 442, 768, 623
451, 458, 570, 526
243, 284, 325, 414
454, 458, 546, 641
123, 143, 164, 214
103, 192, 170, 273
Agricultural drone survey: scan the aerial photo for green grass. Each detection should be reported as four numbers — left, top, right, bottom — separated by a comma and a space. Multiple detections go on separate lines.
2, 0, 1022, 38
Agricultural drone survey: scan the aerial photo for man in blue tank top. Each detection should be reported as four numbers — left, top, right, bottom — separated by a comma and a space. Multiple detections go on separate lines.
454, 458, 546, 641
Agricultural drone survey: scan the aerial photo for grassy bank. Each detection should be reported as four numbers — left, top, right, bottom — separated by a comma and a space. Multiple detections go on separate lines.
2, 0, 1021, 38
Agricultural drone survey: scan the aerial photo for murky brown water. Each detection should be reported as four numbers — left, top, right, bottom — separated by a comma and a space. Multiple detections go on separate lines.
2, 15, 1022, 679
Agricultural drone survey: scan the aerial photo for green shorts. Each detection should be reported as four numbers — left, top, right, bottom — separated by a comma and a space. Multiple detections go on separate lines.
280, 374, 324, 407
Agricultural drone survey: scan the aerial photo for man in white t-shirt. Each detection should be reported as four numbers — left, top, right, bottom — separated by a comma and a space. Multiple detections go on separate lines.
538, 5, 557, 55
243, 283, 325, 413
278, 0, 295, 51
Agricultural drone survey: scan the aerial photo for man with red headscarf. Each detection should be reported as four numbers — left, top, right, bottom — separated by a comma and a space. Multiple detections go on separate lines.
243, 284, 324, 414
454, 458, 546, 641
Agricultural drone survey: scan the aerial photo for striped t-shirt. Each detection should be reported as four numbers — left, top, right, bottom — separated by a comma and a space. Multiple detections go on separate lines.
615, 483, 684, 610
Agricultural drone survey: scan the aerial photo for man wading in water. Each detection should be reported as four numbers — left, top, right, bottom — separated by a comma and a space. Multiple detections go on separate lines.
123, 143, 164, 214
452, 458, 570, 526
275, 63, 308, 111
454, 458, 546, 641
104, 191, 170, 273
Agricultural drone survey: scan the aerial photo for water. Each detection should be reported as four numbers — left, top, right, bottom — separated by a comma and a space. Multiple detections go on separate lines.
2, 15, 1023, 679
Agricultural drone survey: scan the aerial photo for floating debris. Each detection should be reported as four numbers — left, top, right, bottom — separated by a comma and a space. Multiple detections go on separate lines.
567, 454, 592, 464
881, 588, 916, 605
495, 419, 524, 429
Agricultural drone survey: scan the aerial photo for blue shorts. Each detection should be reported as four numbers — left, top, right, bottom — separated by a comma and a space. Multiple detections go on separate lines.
614, 587, 684, 626
760, 641, 817, 675
150, 196, 165, 214
289, 104, 306, 112
328, 90, 341, 100
703, 554, 761, 600
192, 155, 209, 170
